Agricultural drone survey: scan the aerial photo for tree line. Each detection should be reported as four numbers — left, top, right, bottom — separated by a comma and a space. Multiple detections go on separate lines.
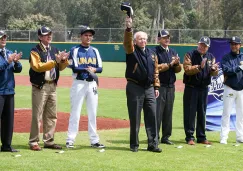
0, 0, 242, 42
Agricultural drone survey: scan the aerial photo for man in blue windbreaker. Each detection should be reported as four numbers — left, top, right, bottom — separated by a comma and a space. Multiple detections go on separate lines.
0, 31, 22, 152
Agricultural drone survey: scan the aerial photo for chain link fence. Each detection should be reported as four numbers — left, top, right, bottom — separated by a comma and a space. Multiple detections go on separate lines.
4, 28, 243, 44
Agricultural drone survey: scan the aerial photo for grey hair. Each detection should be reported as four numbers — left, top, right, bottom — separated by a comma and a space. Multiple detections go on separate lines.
133, 31, 148, 41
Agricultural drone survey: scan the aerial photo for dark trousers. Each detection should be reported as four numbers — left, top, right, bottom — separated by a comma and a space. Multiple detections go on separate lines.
126, 81, 158, 149
183, 86, 208, 142
156, 86, 175, 141
0, 95, 14, 148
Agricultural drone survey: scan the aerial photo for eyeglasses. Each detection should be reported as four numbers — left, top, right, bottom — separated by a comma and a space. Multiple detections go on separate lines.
0, 36, 7, 40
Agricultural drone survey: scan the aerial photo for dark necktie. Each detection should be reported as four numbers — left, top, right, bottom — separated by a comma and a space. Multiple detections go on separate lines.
1, 49, 6, 60
46, 47, 56, 80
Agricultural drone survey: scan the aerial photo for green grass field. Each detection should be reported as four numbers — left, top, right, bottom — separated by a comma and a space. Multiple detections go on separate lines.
1, 86, 242, 171
16, 60, 184, 80
1, 62, 242, 171
16, 60, 127, 78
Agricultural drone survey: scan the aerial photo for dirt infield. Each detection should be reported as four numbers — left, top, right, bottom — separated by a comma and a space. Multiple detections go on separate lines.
14, 76, 183, 132
14, 109, 130, 133
15, 75, 184, 91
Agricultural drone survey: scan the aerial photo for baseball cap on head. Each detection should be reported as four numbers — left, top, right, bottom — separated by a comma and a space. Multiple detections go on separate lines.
158, 30, 170, 38
80, 26, 95, 35
38, 26, 52, 36
198, 36, 210, 47
0, 30, 7, 39
229, 36, 241, 44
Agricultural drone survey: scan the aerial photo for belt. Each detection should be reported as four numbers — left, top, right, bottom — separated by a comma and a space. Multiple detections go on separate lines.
225, 84, 243, 91
160, 83, 174, 88
185, 84, 207, 89
45, 80, 55, 84
80, 78, 94, 82
128, 80, 153, 88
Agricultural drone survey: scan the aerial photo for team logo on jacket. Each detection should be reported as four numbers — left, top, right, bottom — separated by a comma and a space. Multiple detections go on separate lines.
207, 59, 212, 66
151, 54, 155, 61
208, 68, 224, 102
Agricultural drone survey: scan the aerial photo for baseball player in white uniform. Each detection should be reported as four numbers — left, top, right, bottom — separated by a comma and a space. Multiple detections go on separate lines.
220, 36, 243, 144
66, 26, 105, 148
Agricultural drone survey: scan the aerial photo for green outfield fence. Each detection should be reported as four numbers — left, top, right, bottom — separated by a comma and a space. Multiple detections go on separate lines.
8, 41, 243, 62
6, 41, 199, 62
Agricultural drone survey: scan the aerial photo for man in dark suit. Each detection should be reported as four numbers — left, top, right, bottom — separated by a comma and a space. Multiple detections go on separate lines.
123, 16, 161, 153
0, 30, 22, 152
153, 30, 181, 145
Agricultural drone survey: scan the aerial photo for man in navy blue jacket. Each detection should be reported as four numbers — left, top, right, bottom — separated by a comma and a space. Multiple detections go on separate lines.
183, 36, 219, 145
123, 17, 161, 153
0, 31, 22, 152
220, 36, 243, 144
153, 30, 181, 145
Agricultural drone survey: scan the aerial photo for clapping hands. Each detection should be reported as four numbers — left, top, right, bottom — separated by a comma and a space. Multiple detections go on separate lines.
200, 58, 207, 69
170, 56, 180, 67
55, 50, 70, 63
8, 51, 22, 64
200, 58, 219, 71
211, 62, 219, 71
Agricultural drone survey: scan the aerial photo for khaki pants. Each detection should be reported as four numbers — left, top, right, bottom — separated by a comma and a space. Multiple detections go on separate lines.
29, 83, 57, 146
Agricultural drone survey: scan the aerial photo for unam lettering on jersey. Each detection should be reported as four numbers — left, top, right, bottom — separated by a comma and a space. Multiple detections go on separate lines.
77, 57, 97, 65
68, 57, 96, 65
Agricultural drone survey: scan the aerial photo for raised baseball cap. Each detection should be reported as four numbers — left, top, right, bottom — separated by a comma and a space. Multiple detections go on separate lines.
38, 26, 52, 36
198, 36, 210, 47
80, 26, 95, 35
229, 36, 241, 44
158, 30, 170, 38
0, 30, 7, 39
121, 2, 133, 18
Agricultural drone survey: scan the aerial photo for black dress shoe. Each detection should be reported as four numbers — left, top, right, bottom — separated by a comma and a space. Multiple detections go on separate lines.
161, 139, 174, 145
130, 147, 138, 152
147, 146, 162, 153
1, 146, 19, 152
44, 144, 62, 149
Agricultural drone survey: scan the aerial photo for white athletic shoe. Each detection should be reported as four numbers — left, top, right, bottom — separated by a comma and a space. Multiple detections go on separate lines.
220, 139, 227, 144
66, 142, 74, 148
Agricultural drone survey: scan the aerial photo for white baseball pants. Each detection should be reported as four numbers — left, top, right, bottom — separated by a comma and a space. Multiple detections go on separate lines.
220, 85, 243, 142
66, 79, 99, 144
